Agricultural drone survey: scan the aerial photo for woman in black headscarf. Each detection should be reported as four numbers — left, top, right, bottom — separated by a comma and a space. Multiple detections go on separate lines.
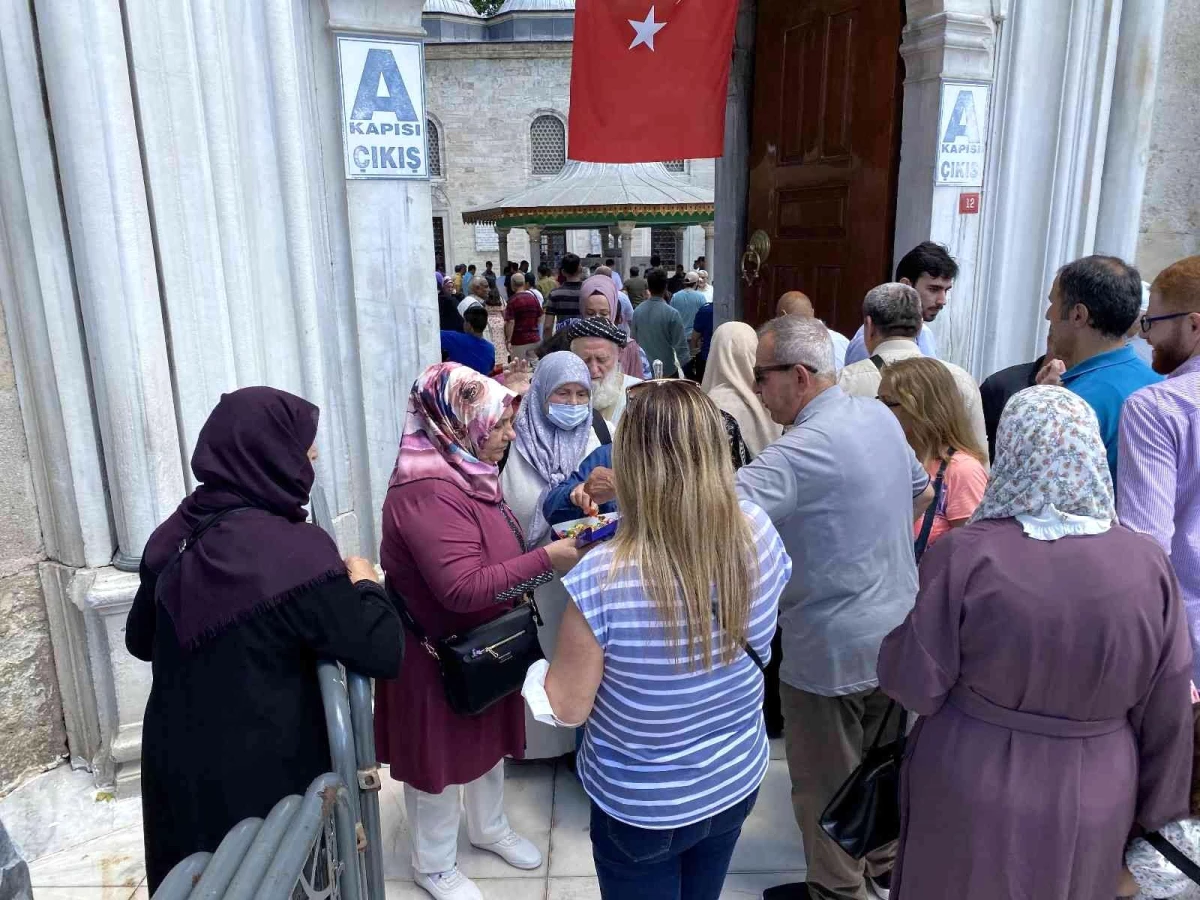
126, 387, 403, 891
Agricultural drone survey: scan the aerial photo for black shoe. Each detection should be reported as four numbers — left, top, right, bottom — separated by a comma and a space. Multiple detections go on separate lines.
869, 871, 892, 900
763, 883, 809, 900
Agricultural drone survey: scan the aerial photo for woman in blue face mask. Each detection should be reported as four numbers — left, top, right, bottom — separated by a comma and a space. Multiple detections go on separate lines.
500, 351, 609, 759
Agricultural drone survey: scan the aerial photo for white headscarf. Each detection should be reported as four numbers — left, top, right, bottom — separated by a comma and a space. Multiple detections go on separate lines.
970, 386, 1115, 538
701, 322, 782, 458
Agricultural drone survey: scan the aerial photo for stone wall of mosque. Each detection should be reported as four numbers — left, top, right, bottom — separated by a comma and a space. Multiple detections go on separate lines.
1136, 0, 1200, 281
424, 40, 716, 277
425, 42, 574, 271
0, 292, 66, 790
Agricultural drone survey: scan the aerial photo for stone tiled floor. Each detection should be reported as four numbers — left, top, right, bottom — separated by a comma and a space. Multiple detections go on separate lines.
3, 742, 804, 899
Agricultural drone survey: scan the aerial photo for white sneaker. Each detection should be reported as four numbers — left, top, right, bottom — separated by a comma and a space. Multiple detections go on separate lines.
415, 866, 483, 900
470, 828, 543, 869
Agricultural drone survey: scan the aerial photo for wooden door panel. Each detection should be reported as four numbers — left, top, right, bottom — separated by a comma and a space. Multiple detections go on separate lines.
745, 0, 903, 333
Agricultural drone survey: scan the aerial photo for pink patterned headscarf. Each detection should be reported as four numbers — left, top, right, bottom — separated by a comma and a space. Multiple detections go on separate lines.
389, 363, 516, 503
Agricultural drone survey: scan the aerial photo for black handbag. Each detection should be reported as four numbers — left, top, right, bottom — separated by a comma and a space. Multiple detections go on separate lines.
819, 699, 906, 859
388, 502, 546, 717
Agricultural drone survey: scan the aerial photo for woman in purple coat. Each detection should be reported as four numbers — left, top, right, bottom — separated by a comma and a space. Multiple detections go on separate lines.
878, 386, 1193, 899
375, 363, 579, 900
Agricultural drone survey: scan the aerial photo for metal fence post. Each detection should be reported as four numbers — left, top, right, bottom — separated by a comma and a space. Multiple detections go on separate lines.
349, 671, 385, 899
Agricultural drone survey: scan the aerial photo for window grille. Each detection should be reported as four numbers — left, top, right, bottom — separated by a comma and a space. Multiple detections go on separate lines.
530, 115, 566, 175
664, 159, 686, 173
427, 119, 443, 177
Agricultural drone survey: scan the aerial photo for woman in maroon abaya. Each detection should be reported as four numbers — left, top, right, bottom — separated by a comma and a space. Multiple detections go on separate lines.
878, 386, 1193, 899
374, 363, 579, 900
128, 387, 403, 892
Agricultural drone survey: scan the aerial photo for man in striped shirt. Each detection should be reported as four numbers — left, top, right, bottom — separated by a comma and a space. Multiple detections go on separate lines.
1118, 255, 1200, 681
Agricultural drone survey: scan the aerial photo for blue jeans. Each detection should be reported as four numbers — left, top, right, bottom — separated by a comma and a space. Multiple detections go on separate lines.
589, 790, 759, 900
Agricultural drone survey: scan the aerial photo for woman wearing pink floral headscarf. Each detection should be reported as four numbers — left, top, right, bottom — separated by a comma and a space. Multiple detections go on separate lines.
375, 363, 580, 900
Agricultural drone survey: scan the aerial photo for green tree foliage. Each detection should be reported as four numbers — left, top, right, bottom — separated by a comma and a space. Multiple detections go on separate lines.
471, 0, 505, 13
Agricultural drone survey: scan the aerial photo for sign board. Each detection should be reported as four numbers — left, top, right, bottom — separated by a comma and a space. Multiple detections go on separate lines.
474, 224, 499, 252
935, 82, 989, 187
959, 192, 981, 214
336, 35, 428, 179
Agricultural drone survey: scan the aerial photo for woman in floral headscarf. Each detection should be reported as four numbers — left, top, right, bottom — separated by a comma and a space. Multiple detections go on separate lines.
375, 363, 580, 900
876, 386, 1193, 900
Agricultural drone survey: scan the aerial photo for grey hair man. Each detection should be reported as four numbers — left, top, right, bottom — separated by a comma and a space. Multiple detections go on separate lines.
838, 282, 988, 459
568, 318, 642, 425
736, 314, 933, 900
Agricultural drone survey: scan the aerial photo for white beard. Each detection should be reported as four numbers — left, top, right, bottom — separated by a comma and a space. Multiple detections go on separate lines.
591, 367, 625, 412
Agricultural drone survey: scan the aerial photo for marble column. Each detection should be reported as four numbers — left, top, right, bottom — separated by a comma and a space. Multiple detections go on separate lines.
617, 221, 636, 282
672, 225, 687, 270
1095, 0, 1168, 260
33, 0, 186, 570
497, 226, 511, 275
713, 0, 756, 323
328, 0, 438, 546
0, 0, 113, 569
526, 225, 543, 272
702, 222, 716, 279
895, 3, 997, 373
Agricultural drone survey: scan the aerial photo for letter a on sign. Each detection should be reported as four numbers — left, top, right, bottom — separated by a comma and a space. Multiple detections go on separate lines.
351, 48, 418, 122
942, 90, 980, 144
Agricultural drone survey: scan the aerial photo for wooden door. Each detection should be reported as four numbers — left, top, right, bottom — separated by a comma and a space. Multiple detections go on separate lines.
743, 0, 904, 331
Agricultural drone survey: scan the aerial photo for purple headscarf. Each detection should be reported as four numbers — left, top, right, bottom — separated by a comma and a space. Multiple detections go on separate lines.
512, 352, 593, 543
141, 387, 345, 648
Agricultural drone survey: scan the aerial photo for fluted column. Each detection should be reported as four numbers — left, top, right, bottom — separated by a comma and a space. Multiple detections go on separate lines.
33, 0, 186, 570
526, 225, 543, 272
701, 222, 716, 280
617, 221, 636, 283
497, 226, 511, 276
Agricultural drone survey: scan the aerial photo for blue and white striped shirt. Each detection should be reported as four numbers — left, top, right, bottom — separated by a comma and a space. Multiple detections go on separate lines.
562, 501, 792, 829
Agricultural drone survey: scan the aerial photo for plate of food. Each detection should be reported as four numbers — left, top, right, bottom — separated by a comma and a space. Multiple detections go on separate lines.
552, 513, 620, 547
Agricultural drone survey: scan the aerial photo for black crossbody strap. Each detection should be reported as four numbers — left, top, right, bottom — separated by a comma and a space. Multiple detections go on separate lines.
741, 642, 766, 673
869, 354, 886, 371
592, 409, 612, 446
914, 453, 952, 563
1145, 830, 1200, 885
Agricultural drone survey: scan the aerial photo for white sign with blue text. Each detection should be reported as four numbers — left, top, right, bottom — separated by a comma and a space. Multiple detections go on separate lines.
935, 82, 989, 187
337, 35, 428, 179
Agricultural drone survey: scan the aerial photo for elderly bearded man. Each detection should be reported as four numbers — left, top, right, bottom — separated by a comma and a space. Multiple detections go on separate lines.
569, 318, 642, 426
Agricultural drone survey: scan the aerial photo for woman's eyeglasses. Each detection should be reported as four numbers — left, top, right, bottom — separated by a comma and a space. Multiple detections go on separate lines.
1141, 311, 1199, 333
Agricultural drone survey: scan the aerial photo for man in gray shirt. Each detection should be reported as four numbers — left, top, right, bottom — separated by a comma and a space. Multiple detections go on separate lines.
631, 267, 690, 377
736, 316, 932, 900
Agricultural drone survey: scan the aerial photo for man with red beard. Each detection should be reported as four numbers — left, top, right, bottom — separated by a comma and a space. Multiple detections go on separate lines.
1118, 255, 1200, 682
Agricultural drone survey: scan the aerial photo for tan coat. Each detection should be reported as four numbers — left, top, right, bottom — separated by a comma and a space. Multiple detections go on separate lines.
837, 338, 989, 464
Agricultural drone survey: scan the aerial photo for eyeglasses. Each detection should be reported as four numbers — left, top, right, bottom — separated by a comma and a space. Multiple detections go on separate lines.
1141, 311, 1199, 332
752, 363, 816, 385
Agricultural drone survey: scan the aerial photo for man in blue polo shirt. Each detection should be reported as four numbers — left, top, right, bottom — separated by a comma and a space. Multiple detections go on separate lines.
1041, 255, 1162, 482
440, 304, 496, 375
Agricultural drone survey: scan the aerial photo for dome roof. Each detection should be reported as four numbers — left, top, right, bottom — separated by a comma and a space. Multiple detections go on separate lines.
495, 0, 575, 12
423, 0, 482, 16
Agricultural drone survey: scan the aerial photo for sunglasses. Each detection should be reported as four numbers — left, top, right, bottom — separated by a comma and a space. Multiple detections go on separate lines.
627, 378, 704, 395
1141, 311, 1199, 333
752, 363, 816, 385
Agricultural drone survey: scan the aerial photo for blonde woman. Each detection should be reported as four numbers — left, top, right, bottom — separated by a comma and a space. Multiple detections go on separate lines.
878, 357, 989, 548
525, 380, 793, 900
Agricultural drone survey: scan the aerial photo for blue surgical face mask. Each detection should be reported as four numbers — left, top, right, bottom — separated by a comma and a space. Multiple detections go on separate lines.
546, 402, 590, 430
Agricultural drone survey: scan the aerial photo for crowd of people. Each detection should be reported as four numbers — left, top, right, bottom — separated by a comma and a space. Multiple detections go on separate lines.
129, 245, 1200, 900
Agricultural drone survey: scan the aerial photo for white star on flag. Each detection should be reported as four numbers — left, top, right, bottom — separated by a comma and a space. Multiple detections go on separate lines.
628, 6, 667, 52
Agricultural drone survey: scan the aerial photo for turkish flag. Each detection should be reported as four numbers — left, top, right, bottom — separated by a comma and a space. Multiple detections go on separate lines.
568, 0, 740, 163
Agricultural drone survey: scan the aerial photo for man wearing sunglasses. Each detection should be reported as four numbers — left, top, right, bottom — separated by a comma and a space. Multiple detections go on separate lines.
1118, 255, 1200, 682
1040, 255, 1162, 482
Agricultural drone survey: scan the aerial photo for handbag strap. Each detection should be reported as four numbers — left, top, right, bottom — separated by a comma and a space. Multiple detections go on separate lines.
711, 601, 766, 674
914, 452, 952, 563
385, 579, 440, 659
1145, 830, 1200, 885
870, 699, 906, 753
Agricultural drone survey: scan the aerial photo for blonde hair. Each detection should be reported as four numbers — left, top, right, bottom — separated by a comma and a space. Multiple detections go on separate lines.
609, 381, 757, 670
880, 357, 986, 464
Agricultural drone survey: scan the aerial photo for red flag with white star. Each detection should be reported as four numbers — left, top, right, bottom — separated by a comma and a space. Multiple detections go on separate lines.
568, 0, 740, 163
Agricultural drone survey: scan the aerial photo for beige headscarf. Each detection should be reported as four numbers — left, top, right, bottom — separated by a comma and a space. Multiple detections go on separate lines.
701, 322, 782, 458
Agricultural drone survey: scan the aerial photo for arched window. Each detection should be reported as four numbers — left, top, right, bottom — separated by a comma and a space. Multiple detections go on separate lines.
530, 115, 566, 175
427, 119, 443, 177
664, 159, 686, 173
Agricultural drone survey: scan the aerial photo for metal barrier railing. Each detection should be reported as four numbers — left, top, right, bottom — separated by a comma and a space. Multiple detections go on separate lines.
152, 663, 385, 899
